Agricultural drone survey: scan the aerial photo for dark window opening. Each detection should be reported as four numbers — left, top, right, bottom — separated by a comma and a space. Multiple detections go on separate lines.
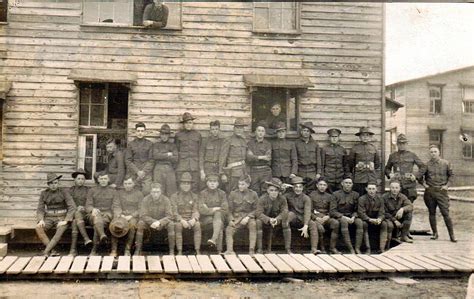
429, 130, 443, 157
0, 0, 7, 23
0, 99, 3, 160
429, 86, 442, 114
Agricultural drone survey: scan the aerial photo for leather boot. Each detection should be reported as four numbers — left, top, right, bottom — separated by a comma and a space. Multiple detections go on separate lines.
175, 227, 183, 255
69, 230, 79, 256
319, 233, 327, 254
341, 229, 355, 254
35, 226, 50, 247
364, 231, 371, 254
124, 229, 135, 256
134, 231, 143, 256
283, 228, 292, 254
400, 222, 413, 243
168, 226, 175, 255
329, 231, 340, 254
256, 229, 263, 254
76, 220, 92, 245
217, 230, 224, 254
355, 229, 363, 254
44, 225, 68, 255
443, 216, 457, 242
94, 217, 107, 242
310, 225, 319, 254
110, 237, 118, 257
379, 228, 387, 253
429, 214, 438, 240
266, 228, 273, 253
194, 224, 202, 255
224, 226, 235, 255
90, 233, 99, 256
210, 212, 223, 245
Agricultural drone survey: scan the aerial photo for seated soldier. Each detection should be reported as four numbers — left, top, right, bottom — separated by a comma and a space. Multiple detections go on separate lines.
36, 173, 76, 256
143, 0, 169, 28
309, 178, 340, 254
172, 172, 201, 255
256, 178, 290, 253
111, 177, 144, 256
330, 178, 363, 254
68, 169, 92, 256
85, 172, 117, 255
199, 174, 227, 254
358, 182, 386, 254
224, 175, 259, 255
136, 183, 175, 256
382, 180, 413, 250
285, 176, 319, 254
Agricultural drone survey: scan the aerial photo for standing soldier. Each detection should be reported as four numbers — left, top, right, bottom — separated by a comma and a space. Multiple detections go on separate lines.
271, 121, 297, 184
151, 124, 178, 197
219, 118, 248, 193
200, 120, 224, 183
247, 121, 272, 195
175, 112, 202, 192
358, 183, 386, 253
68, 169, 92, 256
321, 128, 349, 192
309, 178, 340, 254
382, 180, 413, 250
224, 175, 259, 255
385, 134, 425, 202
136, 183, 175, 256
199, 174, 228, 253
105, 138, 125, 189
349, 127, 381, 196
330, 178, 363, 254
295, 122, 321, 184
125, 122, 154, 195
36, 173, 76, 256
256, 178, 291, 253
285, 176, 319, 254
86, 172, 117, 255
110, 177, 143, 256
172, 172, 201, 255
421, 145, 456, 242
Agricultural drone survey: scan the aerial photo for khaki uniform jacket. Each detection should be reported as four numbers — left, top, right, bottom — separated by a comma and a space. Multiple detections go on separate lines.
227, 189, 259, 221
69, 185, 89, 207
199, 188, 228, 216
85, 186, 117, 214
200, 135, 224, 171
271, 139, 297, 178
309, 191, 333, 218
107, 149, 126, 186
385, 150, 425, 188
348, 142, 381, 184
321, 144, 349, 183
295, 137, 321, 174
37, 187, 76, 222
113, 189, 144, 219
247, 138, 272, 167
151, 140, 178, 166
382, 192, 413, 222
125, 138, 154, 176
285, 192, 312, 225
219, 134, 247, 176
330, 190, 359, 219
175, 130, 202, 172
256, 193, 288, 224
171, 191, 200, 221
140, 194, 174, 226
358, 194, 385, 221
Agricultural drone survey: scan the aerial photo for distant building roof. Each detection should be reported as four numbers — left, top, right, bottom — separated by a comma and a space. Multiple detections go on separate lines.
387, 65, 474, 88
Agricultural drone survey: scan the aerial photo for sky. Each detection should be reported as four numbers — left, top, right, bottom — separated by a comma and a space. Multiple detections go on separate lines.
385, 3, 474, 85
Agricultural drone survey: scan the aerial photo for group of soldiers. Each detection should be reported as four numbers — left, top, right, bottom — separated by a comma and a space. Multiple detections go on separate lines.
35, 111, 457, 257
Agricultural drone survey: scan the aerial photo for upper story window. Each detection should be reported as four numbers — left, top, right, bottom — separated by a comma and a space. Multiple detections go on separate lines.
82, 0, 182, 29
0, 0, 7, 22
462, 131, 473, 159
429, 85, 442, 114
253, 2, 300, 34
462, 86, 474, 114
394, 86, 405, 99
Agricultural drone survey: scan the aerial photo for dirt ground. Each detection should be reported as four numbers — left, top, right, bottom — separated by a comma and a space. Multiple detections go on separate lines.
0, 198, 472, 299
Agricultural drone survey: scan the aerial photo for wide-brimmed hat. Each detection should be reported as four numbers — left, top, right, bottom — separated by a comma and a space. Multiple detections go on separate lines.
71, 168, 87, 179
160, 124, 172, 135
327, 128, 342, 136
180, 172, 193, 183
238, 174, 251, 185
355, 127, 374, 136
274, 121, 286, 132
397, 134, 408, 143
255, 120, 268, 129
109, 217, 130, 238
265, 177, 283, 189
205, 174, 219, 181
47, 173, 62, 184
299, 121, 315, 133
291, 176, 304, 185
180, 112, 196, 123
234, 118, 246, 127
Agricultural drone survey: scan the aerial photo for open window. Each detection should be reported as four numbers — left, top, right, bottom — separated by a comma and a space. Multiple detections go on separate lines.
0, 0, 7, 23
462, 130, 473, 159
462, 86, 474, 114
82, 0, 182, 29
253, 1, 300, 34
429, 85, 442, 114
77, 82, 129, 181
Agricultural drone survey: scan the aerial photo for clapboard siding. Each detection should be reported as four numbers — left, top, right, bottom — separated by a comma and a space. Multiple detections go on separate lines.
1, 1, 384, 218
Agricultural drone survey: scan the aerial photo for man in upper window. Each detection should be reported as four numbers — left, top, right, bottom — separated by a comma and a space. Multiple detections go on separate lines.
105, 138, 125, 189
295, 121, 321, 185
265, 103, 286, 136
321, 128, 349, 193
143, 0, 169, 28
247, 120, 272, 195
271, 121, 297, 184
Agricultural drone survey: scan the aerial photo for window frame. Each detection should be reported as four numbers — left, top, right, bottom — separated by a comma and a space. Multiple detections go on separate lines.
428, 85, 442, 115
462, 131, 474, 160
462, 86, 474, 114
429, 129, 444, 156
252, 1, 301, 34
0, 0, 7, 24
77, 133, 98, 183
79, 82, 109, 129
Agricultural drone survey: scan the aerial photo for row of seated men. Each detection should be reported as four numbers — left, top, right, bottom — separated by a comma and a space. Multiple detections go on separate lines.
36, 168, 413, 257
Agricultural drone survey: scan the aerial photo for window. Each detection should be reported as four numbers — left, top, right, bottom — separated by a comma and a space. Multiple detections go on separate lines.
462, 86, 474, 114
394, 86, 405, 99
251, 87, 299, 133
82, 0, 182, 29
0, 0, 6, 23
78, 83, 129, 180
253, 2, 299, 33
429, 130, 444, 156
462, 131, 473, 159
429, 85, 442, 114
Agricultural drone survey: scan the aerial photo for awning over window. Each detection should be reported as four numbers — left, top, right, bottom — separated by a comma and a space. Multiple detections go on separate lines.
0, 80, 11, 99
243, 74, 313, 88
428, 124, 447, 131
68, 70, 137, 84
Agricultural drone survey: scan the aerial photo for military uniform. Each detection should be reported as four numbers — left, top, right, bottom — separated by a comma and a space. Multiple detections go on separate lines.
256, 193, 290, 253
111, 189, 143, 255
382, 192, 413, 248
421, 156, 456, 241
143, 2, 169, 27
68, 184, 91, 255
348, 142, 381, 196
358, 193, 386, 253
330, 189, 363, 253
107, 149, 126, 187
264, 114, 286, 136
36, 182, 76, 255
247, 138, 272, 195
225, 188, 259, 254
151, 139, 178, 197
295, 135, 321, 181
171, 190, 201, 254
271, 138, 297, 184
125, 138, 154, 194
199, 187, 228, 252
136, 193, 175, 255
219, 133, 247, 193
200, 135, 224, 177
175, 130, 202, 192
309, 190, 340, 253
321, 144, 349, 192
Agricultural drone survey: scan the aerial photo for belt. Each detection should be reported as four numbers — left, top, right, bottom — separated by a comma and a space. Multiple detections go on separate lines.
224, 160, 245, 169
250, 165, 270, 169
204, 161, 219, 165
46, 209, 67, 214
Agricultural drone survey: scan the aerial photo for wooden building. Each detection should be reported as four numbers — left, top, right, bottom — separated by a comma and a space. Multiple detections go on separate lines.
0, 1, 385, 219
386, 65, 474, 186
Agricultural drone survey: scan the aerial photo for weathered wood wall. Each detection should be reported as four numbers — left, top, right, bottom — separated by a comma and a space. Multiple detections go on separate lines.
0, 1, 384, 218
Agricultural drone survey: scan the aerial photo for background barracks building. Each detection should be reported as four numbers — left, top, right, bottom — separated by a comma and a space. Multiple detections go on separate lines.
0, 1, 385, 220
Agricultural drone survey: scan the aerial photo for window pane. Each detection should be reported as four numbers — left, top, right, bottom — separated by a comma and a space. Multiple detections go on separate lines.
91, 87, 106, 104
80, 87, 91, 104
254, 7, 269, 30
464, 87, 474, 100
435, 99, 442, 113
80, 104, 90, 126
166, 1, 182, 29
90, 105, 105, 126
288, 95, 297, 131
83, 1, 100, 23
269, 3, 283, 30
281, 7, 296, 30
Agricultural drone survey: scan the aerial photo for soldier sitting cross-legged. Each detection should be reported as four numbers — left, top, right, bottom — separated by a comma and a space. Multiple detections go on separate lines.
136, 183, 175, 256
